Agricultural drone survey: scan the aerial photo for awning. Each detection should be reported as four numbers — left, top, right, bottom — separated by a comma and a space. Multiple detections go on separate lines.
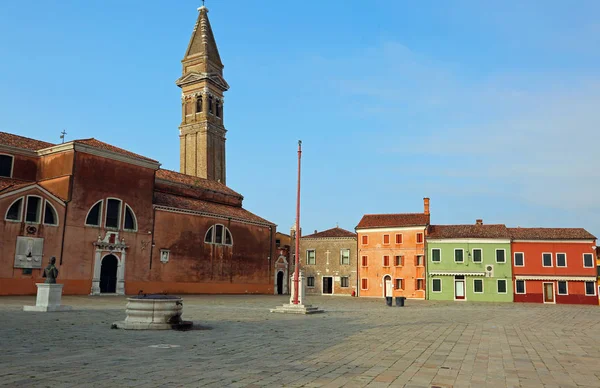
429, 271, 486, 277
515, 275, 596, 282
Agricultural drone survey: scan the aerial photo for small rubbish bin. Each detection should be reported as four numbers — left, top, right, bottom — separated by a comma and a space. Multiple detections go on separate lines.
385, 297, 393, 306
395, 297, 406, 307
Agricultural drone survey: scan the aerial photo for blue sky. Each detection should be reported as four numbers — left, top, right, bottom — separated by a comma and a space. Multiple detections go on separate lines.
1, 1, 599, 237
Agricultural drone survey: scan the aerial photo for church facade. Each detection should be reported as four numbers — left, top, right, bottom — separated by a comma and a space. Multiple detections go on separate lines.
0, 6, 276, 296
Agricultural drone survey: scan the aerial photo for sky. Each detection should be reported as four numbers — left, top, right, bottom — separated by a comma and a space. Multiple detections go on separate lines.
1, 0, 599, 237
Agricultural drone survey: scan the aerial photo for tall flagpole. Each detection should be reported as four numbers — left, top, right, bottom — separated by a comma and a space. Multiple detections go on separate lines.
293, 140, 302, 305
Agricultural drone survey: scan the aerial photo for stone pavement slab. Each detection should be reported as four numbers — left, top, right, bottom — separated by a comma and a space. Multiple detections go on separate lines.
0, 295, 599, 387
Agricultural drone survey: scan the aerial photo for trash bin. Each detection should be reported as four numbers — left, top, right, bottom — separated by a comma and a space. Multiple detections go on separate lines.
395, 297, 406, 307
385, 297, 393, 306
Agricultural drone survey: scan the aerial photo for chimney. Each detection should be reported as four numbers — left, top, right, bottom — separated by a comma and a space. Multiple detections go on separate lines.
423, 198, 430, 215
476, 219, 483, 225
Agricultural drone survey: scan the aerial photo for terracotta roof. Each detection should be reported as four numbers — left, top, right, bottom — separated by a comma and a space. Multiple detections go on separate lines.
156, 169, 242, 198
356, 213, 430, 229
0, 131, 53, 151
302, 227, 357, 239
154, 192, 273, 226
508, 228, 596, 240
73, 138, 158, 163
0, 177, 34, 193
428, 224, 510, 239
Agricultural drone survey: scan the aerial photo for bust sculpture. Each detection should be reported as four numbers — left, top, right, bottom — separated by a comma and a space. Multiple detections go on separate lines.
43, 257, 59, 284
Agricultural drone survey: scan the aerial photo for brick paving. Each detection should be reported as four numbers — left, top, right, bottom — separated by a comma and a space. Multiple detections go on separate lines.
1, 295, 600, 387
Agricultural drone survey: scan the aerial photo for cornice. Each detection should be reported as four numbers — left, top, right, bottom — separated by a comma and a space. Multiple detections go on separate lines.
0, 144, 38, 157
0, 183, 66, 205
37, 143, 160, 170
153, 205, 274, 228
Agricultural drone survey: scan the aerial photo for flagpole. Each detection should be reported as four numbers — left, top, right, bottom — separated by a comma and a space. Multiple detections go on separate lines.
293, 140, 302, 304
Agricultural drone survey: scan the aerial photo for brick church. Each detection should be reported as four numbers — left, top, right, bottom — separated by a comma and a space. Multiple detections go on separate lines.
0, 6, 276, 296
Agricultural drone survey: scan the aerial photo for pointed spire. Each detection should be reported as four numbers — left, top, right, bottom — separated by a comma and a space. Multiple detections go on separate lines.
183, 5, 223, 70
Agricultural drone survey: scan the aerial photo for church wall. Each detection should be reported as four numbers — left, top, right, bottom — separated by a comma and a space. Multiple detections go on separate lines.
130, 209, 274, 294
37, 150, 74, 181
0, 188, 65, 295
54, 152, 156, 295
5, 152, 38, 181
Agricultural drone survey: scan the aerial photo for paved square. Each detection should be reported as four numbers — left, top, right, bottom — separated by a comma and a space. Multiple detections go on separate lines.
1, 295, 599, 387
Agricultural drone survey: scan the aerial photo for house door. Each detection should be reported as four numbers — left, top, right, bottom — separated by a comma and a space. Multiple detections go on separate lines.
100, 255, 118, 293
276, 271, 284, 295
322, 277, 333, 294
384, 276, 393, 297
543, 282, 555, 303
454, 280, 466, 300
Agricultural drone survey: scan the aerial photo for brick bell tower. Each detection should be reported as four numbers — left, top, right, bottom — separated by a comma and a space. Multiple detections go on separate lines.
176, 5, 229, 184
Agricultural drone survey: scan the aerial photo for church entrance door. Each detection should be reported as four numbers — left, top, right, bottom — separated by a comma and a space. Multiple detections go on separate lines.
100, 255, 118, 293
276, 271, 284, 295
322, 277, 333, 295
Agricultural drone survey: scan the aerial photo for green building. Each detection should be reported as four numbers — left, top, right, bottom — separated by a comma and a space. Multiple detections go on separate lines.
426, 221, 513, 302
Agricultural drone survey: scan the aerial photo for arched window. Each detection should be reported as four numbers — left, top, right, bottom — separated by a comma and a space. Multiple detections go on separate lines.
204, 224, 233, 246
123, 204, 137, 231
196, 96, 203, 113
215, 100, 221, 118
43, 201, 58, 226
5, 197, 23, 221
208, 95, 213, 114
85, 200, 103, 227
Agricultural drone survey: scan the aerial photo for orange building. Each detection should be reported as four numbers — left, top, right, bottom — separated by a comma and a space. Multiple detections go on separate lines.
356, 198, 430, 299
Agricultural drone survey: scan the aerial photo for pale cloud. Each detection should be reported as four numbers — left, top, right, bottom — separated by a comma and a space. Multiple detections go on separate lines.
315, 42, 600, 219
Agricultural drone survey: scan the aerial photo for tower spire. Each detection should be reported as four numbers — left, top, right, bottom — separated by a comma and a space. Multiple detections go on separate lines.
176, 6, 229, 184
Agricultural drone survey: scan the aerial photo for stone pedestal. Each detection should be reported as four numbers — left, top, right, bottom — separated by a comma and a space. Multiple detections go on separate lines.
271, 271, 324, 314
23, 284, 72, 312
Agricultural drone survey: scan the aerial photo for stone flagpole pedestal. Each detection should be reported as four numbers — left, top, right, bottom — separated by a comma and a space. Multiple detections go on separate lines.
23, 284, 72, 312
270, 271, 323, 314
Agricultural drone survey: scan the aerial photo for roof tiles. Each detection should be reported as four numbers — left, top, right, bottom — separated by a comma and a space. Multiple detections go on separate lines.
156, 169, 242, 198
356, 213, 430, 229
428, 224, 510, 239
508, 227, 596, 240
74, 138, 158, 163
0, 131, 53, 151
302, 227, 356, 239
154, 192, 273, 226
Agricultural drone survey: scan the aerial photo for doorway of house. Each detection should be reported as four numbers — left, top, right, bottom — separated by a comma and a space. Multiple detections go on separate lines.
100, 254, 118, 293
276, 271, 284, 295
543, 282, 555, 303
383, 275, 392, 297
454, 276, 466, 300
322, 277, 333, 294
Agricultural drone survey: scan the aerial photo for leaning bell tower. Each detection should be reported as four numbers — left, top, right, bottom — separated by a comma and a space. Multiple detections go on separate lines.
176, 5, 229, 184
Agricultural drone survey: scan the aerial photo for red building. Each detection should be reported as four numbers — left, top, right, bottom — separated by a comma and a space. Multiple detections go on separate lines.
509, 228, 597, 305
0, 7, 276, 296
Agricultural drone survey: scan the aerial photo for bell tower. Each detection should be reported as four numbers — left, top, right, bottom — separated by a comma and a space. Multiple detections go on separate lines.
176, 6, 229, 184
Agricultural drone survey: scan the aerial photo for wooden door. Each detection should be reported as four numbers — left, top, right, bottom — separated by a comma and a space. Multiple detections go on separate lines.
455, 280, 465, 300
543, 282, 554, 303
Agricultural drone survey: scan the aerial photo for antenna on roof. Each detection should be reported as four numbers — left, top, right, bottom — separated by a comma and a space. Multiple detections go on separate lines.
60, 130, 67, 144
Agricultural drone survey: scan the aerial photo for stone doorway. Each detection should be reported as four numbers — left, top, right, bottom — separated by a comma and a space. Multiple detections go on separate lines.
100, 254, 118, 293
322, 276, 333, 295
276, 271, 284, 295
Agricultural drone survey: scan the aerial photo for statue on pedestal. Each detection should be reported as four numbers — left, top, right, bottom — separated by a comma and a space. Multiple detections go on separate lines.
43, 257, 59, 284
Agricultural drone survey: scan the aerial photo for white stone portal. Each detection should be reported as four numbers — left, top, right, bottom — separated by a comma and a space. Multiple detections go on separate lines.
271, 271, 324, 314
23, 284, 72, 312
